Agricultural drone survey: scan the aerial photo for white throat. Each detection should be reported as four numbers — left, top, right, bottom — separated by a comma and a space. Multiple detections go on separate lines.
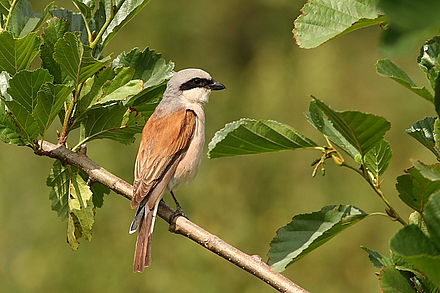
180, 87, 211, 104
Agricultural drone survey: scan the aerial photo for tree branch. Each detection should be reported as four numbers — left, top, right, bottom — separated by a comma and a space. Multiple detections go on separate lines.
36, 140, 308, 293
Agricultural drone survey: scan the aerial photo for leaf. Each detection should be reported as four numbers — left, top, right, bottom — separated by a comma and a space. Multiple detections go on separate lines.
98, 0, 152, 48
67, 172, 94, 250
406, 117, 439, 158
379, 267, 417, 293
7, 69, 53, 113
89, 182, 110, 208
307, 98, 390, 163
207, 118, 317, 159
77, 67, 115, 112
47, 160, 70, 220
267, 205, 368, 272
74, 102, 145, 145
0, 100, 26, 145
50, 9, 89, 44
376, 59, 433, 102
5, 69, 53, 141
125, 82, 166, 117
293, 0, 381, 49
362, 246, 394, 268
41, 17, 69, 83
379, 0, 440, 54
112, 47, 174, 88
364, 139, 392, 178
32, 84, 73, 133
47, 161, 95, 250
424, 192, 440, 251
396, 165, 440, 213
390, 224, 440, 287
53, 32, 110, 85
8, 0, 42, 38
0, 71, 11, 100
95, 79, 144, 105
418, 36, 440, 89
90, 67, 144, 106
73, 0, 95, 22
412, 160, 440, 182
0, 31, 41, 74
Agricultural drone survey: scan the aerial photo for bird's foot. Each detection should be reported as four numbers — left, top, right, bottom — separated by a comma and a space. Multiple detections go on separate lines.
168, 206, 188, 225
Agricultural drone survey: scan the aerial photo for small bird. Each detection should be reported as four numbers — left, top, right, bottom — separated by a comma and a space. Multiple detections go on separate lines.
129, 68, 225, 272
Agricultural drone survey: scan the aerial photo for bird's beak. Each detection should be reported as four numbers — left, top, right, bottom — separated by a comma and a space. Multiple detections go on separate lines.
209, 80, 226, 91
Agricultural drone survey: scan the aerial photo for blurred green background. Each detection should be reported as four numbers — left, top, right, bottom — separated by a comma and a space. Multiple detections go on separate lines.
0, 0, 436, 292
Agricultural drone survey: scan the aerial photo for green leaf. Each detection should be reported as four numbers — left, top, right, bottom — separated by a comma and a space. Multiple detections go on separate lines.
74, 102, 145, 145
376, 59, 433, 102
435, 119, 440, 158
47, 161, 95, 250
125, 82, 166, 117
424, 192, 440, 251
8, 0, 42, 38
362, 247, 394, 268
90, 67, 144, 106
267, 205, 368, 272
41, 17, 69, 83
0, 31, 41, 74
73, 0, 95, 22
5, 69, 53, 141
379, 0, 440, 54
0, 100, 26, 145
54, 32, 110, 85
418, 36, 440, 89
7, 69, 53, 113
47, 160, 70, 220
95, 79, 143, 105
98, 0, 152, 48
207, 118, 317, 159
412, 161, 440, 182
406, 117, 439, 158
293, 0, 381, 48
112, 48, 174, 88
77, 67, 115, 112
50, 9, 89, 44
67, 171, 94, 250
307, 98, 391, 162
391, 225, 440, 287
90, 182, 110, 208
32, 84, 73, 133
396, 165, 440, 212
379, 267, 416, 293
364, 139, 392, 178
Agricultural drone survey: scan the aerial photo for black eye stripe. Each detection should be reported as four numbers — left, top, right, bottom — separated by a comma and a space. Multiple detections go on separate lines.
179, 78, 212, 91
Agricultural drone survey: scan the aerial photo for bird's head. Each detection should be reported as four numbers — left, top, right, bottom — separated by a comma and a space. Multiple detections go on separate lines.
166, 68, 225, 104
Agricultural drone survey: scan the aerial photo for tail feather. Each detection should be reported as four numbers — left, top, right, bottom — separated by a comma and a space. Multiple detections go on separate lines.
133, 204, 158, 272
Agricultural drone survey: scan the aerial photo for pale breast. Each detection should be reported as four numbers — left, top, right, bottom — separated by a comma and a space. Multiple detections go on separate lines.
168, 105, 205, 190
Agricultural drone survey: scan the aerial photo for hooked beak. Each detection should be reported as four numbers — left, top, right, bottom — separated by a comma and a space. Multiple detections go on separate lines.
209, 80, 226, 91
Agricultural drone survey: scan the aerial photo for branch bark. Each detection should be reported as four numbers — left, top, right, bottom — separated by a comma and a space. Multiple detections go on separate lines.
36, 140, 309, 293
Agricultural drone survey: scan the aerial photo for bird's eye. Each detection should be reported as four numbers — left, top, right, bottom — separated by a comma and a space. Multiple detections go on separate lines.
193, 78, 202, 85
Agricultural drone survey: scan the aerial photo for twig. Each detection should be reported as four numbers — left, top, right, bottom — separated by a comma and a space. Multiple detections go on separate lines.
36, 140, 309, 293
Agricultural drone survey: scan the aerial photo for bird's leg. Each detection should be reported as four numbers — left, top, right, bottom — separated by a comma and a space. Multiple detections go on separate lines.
169, 190, 187, 223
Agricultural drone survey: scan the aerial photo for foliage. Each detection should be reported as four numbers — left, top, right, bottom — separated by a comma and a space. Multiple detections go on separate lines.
208, 1, 440, 291
0, 0, 174, 248
292, 0, 440, 54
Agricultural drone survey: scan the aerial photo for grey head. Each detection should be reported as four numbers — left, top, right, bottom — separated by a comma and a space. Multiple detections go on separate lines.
163, 68, 225, 104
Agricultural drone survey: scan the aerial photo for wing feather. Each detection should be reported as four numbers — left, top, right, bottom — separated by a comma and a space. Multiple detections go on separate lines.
131, 109, 197, 209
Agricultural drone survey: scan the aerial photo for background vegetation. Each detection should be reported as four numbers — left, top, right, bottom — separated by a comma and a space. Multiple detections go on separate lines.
0, 0, 434, 292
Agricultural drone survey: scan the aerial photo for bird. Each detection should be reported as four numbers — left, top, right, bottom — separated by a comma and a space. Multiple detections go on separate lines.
129, 68, 225, 272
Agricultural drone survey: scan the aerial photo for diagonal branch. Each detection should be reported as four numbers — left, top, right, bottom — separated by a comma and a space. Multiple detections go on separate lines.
36, 140, 309, 293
